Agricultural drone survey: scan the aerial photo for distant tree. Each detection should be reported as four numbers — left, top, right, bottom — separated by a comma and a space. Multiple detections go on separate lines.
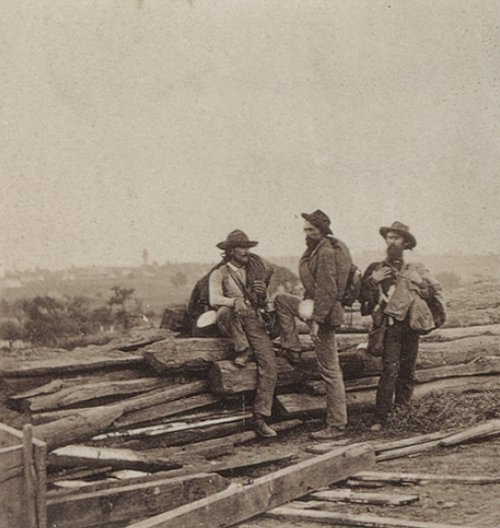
0, 321, 26, 350
108, 286, 136, 330
22, 296, 67, 345
142, 248, 150, 266
0, 299, 10, 316
170, 271, 187, 289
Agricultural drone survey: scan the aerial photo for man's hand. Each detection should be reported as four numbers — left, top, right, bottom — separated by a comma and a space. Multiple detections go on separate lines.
309, 320, 320, 345
252, 280, 267, 296
234, 298, 253, 317
371, 267, 392, 283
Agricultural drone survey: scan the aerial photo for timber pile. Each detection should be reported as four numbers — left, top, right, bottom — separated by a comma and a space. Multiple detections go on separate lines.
0, 324, 499, 528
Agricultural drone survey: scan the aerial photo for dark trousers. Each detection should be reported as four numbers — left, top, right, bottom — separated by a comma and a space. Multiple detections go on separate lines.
375, 319, 420, 420
217, 306, 277, 417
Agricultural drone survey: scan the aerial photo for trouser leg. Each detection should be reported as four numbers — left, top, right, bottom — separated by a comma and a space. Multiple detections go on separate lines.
375, 321, 403, 420
242, 311, 278, 417
216, 306, 250, 353
315, 323, 347, 429
395, 326, 420, 406
274, 293, 302, 349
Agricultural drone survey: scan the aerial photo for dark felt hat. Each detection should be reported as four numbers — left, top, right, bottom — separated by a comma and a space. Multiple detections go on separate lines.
216, 229, 258, 250
301, 209, 333, 235
379, 221, 417, 249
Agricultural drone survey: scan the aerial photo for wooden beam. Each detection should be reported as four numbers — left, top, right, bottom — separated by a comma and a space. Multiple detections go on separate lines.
266, 506, 476, 528
439, 419, 500, 446
351, 471, 500, 485
309, 489, 419, 506
122, 443, 375, 528
47, 472, 228, 528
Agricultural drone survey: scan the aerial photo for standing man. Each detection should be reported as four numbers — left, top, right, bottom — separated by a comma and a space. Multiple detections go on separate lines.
209, 229, 278, 438
274, 210, 351, 440
359, 221, 446, 431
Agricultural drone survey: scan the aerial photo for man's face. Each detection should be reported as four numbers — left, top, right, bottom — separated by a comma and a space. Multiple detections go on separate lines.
231, 246, 250, 266
385, 231, 405, 258
304, 221, 323, 243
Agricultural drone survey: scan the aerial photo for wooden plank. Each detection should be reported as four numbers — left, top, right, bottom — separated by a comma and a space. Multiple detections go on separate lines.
266, 506, 476, 528
33, 440, 48, 528
47, 472, 229, 528
48, 445, 183, 471
13, 378, 172, 412
376, 439, 443, 462
115, 393, 219, 429
439, 419, 500, 446
277, 375, 500, 416
309, 489, 419, 506
122, 443, 375, 528
351, 471, 500, 485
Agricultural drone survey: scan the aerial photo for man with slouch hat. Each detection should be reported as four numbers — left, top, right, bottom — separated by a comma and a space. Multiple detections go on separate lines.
274, 210, 352, 440
359, 221, 446, 431
209, 229, 278, 438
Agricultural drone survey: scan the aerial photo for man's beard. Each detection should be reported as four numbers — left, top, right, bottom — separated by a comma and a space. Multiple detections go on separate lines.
306, 236, 320, 251
386, 244, 403, 261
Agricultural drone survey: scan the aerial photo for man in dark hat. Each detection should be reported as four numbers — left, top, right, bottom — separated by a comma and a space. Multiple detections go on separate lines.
274, 210, 353, 440
359, 221, 445, 431
209, 229, 278, 438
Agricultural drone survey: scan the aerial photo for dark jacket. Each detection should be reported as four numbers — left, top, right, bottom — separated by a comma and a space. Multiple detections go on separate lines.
299, 237, 352, 326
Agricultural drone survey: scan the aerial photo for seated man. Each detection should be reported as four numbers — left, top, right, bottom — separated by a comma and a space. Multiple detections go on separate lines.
209, 229, 278, 438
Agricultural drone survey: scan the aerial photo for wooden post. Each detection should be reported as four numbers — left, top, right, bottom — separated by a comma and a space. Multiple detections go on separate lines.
23, 425, 37, 528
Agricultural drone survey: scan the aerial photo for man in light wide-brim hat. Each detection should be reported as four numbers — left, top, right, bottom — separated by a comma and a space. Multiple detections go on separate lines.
359, 221, 446, 431
208, 229, 278, 438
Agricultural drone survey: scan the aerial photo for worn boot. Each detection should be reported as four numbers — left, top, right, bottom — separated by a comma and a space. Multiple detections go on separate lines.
254, 415, 277, 438
234, 348, 254, 368
310, 426, 345, 441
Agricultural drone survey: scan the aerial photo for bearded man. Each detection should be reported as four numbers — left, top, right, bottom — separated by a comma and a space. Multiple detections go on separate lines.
274, 210, 352, 440
359, 221, 446, 431
209, 229, 278, 438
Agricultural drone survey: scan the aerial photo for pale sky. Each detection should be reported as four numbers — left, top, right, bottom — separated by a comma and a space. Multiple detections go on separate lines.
1, 0, 499, 270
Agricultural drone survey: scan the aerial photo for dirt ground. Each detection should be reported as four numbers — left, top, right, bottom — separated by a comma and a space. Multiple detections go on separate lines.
235, 427, 500, 528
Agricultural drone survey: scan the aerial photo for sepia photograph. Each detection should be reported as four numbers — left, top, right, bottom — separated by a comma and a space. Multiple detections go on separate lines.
0, 2, 499, 527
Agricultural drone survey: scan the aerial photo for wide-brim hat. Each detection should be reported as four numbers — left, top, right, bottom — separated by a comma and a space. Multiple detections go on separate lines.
379, 221, 417, 249
301, 209, 333, 235
216, 229, 258, 250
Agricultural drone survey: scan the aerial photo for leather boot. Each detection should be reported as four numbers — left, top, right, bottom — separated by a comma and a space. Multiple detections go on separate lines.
254, 415, 277, 438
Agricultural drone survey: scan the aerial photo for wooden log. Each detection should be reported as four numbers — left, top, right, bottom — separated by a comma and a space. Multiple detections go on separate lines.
351, 470, 500, 485
266, 507, 476, 528
210, 357, 309, 395
93, 413, 253, 447
306, 356, 500, 396
122, 442, 375, 528
277, 375, 500, 417
0, 351, 144, 378
439, 419, 500, 446
417, 335, 500, 367
12, 378, 172, 412
48, 445, 183, 471
47, 472, 229, 528
31, 380, 209, 426
375, 440, 443, 461
115, 393, 219, 429
309, 489, 419, 506
33, 406, 124, 450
